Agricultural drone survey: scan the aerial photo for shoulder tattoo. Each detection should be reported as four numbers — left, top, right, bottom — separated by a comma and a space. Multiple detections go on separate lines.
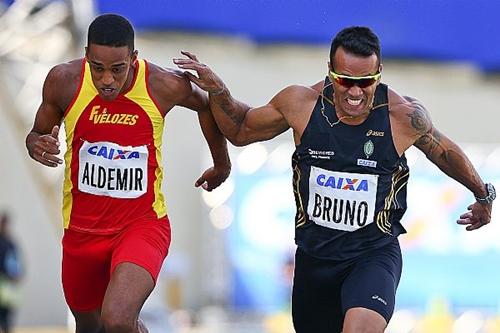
407, 102, 430, 135
406, 101, 443, 154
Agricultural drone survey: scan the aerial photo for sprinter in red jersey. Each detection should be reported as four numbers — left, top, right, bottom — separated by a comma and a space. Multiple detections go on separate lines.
25, 14, 231, 333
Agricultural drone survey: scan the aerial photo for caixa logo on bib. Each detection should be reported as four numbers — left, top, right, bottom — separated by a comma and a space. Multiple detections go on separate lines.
307, 166, 378, 232
316, 174, 369, 192
78, 141, 148, 199
87, 145, 141, 160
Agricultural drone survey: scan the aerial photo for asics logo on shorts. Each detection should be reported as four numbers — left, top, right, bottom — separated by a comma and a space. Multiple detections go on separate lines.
371, 295, 387, 305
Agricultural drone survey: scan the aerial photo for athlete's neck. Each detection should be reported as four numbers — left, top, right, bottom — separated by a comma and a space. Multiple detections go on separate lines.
335, 109, 370, 126
119, 63, 137, 95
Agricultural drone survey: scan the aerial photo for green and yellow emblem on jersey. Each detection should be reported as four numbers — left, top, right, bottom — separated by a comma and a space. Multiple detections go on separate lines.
364, 140, 374, 159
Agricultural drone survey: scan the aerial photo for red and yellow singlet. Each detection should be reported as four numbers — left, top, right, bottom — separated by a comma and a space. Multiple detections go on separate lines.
62, 59, 167, 233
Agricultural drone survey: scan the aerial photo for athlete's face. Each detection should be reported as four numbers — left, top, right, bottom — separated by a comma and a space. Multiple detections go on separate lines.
85, 43, 138, 101
329, 47, 381, 121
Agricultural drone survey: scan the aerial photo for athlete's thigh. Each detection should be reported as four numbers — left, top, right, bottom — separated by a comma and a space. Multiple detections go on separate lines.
341, 239, 402, 324
343, 307, 386, 333
111, 217, 171, 283
101, 262, 154, 321
71, 309, 104, 333
62, 229, 113, 312
292, 248, 344, 333
102, 218, 171, 319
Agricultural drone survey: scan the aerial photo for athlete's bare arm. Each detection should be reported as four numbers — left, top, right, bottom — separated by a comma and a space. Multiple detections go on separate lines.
390, 92, 491, 230
148, 63, 231, 190
173, 51, 319, 146
210, 86, 308, 146
173, 52, 288, 145
26, 61, 80, 167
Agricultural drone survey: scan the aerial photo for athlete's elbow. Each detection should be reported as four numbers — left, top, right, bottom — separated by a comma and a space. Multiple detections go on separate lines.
218, 127, 247, 147
227, 136, 248, 147
225, 131, 255, 147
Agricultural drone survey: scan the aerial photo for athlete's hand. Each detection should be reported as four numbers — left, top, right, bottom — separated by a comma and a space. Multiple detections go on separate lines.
29, 125, 63, 167
456, 201, 492, 231
173, 51, 226, 95
195, 164, 231, 191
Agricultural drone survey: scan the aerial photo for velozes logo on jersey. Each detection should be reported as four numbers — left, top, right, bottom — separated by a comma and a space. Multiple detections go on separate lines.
89, 105, 139, 126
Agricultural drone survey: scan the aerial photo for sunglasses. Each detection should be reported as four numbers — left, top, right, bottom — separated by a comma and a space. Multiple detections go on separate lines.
329, 71, 381, 88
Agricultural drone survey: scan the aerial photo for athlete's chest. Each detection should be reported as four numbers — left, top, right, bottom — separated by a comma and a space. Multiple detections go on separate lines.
299, 113, 397, 173
72, 97, 154, 146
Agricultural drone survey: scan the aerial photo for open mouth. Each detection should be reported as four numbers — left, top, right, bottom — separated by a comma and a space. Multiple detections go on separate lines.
346, 98, 362, 106
100, 87, 116, 96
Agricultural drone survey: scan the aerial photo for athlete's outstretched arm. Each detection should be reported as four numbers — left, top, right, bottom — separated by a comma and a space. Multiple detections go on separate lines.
178, 80, 231, 191
173, 51, 290, 146
404, 96, 492, 231
150, 64, 231, 191
26, 65, 65, 167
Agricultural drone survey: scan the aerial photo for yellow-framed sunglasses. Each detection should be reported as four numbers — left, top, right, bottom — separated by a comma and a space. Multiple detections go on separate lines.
329, 71, 381, 88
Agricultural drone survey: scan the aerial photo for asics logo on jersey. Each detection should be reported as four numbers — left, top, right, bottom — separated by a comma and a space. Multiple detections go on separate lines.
371, 295, 387, 305
88, 145, 141, 160
366, 129, 384, 137
316, 174, 369, 192
89, 105, 139, 125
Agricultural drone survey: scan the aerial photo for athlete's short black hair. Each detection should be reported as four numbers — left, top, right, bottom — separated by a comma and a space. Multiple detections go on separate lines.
330, 26, 381, 66
87, 14, 135, 52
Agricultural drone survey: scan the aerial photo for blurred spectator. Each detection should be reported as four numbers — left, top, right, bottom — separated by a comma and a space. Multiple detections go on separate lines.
0, 212, 23, 333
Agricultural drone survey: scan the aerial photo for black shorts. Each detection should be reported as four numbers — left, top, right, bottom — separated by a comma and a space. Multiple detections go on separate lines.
292, 238, 402, 333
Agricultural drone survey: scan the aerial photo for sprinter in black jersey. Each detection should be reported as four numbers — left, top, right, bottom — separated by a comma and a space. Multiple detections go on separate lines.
174, 27, 495, 333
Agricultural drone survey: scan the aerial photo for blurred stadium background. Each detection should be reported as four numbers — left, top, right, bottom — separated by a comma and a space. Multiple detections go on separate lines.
1, 0, 500, 332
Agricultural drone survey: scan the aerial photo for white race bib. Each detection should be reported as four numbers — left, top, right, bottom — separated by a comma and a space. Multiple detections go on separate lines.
307, 166, 378, 232
78, 141, 148, 198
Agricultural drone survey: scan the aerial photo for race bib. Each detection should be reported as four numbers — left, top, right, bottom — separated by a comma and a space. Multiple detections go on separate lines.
78, 141, 148, 198
307, 166, 378, 232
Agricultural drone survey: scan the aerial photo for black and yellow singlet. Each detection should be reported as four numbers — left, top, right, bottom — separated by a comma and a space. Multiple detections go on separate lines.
292, 78, 409, 260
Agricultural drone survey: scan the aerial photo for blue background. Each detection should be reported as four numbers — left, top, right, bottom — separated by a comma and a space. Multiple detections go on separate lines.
96, 0, 500, 72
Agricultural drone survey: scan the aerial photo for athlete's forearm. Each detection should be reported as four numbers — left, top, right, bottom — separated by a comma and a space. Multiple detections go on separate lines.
206, 133, 231, 169
418, 133, 487, 198
209, 87, 251, 146
197, 109, 231, 168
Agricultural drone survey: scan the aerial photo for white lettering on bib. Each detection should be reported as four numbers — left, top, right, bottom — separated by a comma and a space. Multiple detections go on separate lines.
307, 166, 378, 232
78, 141, 148, 198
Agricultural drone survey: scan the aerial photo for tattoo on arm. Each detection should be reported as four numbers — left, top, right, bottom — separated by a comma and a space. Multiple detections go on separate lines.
407, 105, 428, 133
216, 97, 247, 126
407, 102, 443, 156
405, 97, 484, 196
415, 127, 443, 155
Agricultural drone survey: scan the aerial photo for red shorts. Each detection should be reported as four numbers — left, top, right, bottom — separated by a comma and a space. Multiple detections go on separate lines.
61, 217, 171, 311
